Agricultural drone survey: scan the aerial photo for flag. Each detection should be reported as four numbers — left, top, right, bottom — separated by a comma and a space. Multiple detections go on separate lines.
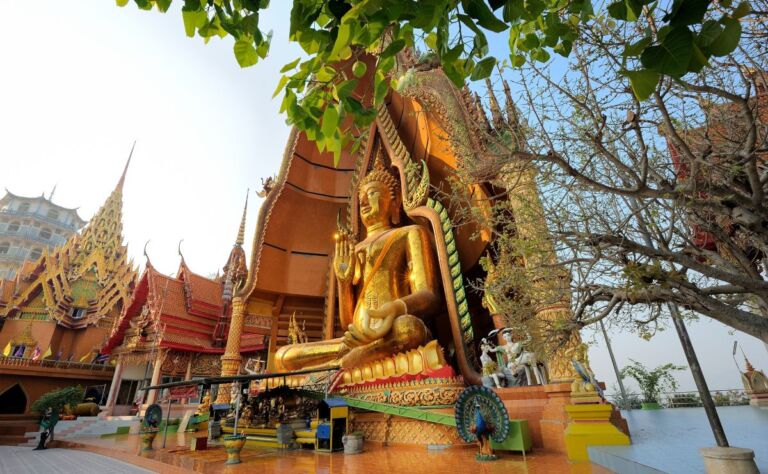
31, 345, 41, 360
93, 353, 109, 364
79, 350, 94, 363
41, 346, 52, 359
2, 342, 10, 357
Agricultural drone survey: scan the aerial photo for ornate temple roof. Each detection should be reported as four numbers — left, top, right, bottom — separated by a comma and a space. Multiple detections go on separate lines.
0, 159, 137, 329
102, 261, 265, 356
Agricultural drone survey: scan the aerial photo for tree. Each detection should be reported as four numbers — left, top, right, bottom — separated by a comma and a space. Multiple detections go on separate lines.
620, 359, 685, 403
444, 7, 768, 344
115, 0, 754, 164
113, 1, 768, 342
30, 386, 84, 416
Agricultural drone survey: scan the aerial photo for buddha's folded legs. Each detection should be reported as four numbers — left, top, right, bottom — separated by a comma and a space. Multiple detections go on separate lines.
340, 314, 430, 369
274, 338, 346, 372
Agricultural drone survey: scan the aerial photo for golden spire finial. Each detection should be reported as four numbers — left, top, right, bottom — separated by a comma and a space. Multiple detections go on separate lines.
236, 189, 249, 247
116, 141, 135, 192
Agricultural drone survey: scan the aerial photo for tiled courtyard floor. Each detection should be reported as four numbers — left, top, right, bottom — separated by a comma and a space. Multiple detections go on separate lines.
0, 445, 153, 474
57, 432, 611, 474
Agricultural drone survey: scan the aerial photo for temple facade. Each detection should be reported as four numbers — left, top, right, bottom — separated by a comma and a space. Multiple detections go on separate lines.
0, 161, 136, 414
100, 198, 269, 415
0, 190, 86, 279
206, 51, 627, 456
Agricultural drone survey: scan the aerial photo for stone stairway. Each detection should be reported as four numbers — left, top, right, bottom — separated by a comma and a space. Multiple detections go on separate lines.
16, 416, 139, 446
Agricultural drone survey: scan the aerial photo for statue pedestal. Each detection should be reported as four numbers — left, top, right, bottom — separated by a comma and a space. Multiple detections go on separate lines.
494, 384, 630, 456
564, 404, 630, 462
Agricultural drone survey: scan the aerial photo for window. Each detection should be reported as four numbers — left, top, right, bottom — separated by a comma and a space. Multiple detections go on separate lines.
8, 222, 19, 233
46, 209, 59, 220
29, 248, 42, 260
0, 243, 8, 255
39, 228, 51, 240
70, 307, 87, 319
18, 203, 29, 213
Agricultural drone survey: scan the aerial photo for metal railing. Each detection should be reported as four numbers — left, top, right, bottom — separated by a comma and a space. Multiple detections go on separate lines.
0, 224, 68, 246
607, 389, 750, 409
0, 355, 115, 373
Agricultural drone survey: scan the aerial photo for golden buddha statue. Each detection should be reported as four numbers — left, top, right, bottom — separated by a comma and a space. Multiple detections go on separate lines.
275, 159, 440, 372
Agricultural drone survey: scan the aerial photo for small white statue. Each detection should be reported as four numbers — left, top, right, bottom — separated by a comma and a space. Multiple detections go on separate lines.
480, 338, 503, 388
496, 329, 547, 385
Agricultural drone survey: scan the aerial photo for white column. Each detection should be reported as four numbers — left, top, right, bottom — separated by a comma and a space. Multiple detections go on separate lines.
146, 351, 164, 405
103, 359, 124, 417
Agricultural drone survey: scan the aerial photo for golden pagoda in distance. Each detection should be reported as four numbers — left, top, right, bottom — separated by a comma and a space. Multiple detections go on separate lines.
0, 157, 137, 414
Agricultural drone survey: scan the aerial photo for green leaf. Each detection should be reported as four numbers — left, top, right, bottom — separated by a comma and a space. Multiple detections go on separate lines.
709, 17, 741, 56
181, 7, 206, 38
329, 23, 352, 60
233, 38, 259, 67
424, 32, 438, 51
640, 26, 694, 75
155, 0, 172, 12
280, 58, 301, 73
470, 57, 497, 80
336, 79, 357, 99
608, 0, 641, 21
533, 48, 551, 62
623, 69, 660, 100
687, 42, 709, 72
352, 60, 367, 78
732, 1, 751, 18
321, 105, 340, 138
623, 36, 652, 57
116, 0, 130, 6
272, 75, 289, 98
667, 0, 711, 26
698, 20, 722, 46
381, 39, 406, 58
463, 0, 509, 32
511, 54, 526, 67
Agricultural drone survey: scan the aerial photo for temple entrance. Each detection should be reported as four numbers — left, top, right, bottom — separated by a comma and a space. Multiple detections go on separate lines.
0, 384, 27, 414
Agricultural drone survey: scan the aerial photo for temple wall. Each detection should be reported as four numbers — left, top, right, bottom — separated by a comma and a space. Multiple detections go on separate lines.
0, 373, 112, 415
0, 320, 56, 356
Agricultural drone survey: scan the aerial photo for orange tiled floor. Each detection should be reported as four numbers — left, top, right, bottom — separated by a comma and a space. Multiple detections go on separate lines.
60, 433, 611, 474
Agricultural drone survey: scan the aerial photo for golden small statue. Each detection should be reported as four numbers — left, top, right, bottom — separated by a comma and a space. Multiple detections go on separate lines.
196, 393, 211, 416
275, 158, 440, 371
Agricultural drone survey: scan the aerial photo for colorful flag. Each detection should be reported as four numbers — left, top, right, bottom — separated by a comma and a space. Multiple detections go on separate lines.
12, 345, 25, 357
79, 350, 94, 363
41, 346, 52, 359
1, 342, 10, 357
31, 345, 41, 360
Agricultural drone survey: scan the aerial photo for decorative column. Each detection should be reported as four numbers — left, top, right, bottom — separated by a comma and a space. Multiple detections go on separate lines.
181, 357, 193, 405
499, 163, 584, 383
103, 357, 124, 416
146, 350, 165, 405
216, 296, 246, 404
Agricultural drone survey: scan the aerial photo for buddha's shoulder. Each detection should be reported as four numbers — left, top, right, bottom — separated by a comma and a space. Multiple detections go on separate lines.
394, 224, 431, 237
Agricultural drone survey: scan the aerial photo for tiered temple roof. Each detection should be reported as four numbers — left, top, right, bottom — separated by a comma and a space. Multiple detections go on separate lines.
102, 197, 265, 358
0, 159, 136, 330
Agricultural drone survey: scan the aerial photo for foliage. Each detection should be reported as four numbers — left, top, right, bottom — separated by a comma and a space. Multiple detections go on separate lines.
115, 0, 754, 163
669, 391, 701, 407
620, 359, 685, 402
30, 386, 84, 416
608, 384, 643, 409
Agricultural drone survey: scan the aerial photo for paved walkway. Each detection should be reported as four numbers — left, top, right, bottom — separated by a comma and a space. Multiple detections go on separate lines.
590, 405, 768, 473
0, 445, 154, 474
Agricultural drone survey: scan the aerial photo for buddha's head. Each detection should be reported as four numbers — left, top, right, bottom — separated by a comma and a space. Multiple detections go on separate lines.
358, 158, 401, 230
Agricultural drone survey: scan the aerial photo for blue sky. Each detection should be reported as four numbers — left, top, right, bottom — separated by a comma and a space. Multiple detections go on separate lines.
1, 0, 766, 396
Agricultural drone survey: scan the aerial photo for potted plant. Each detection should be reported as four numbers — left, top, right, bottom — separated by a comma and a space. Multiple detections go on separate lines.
223, 434, 247, 464
620, 359, 685, 409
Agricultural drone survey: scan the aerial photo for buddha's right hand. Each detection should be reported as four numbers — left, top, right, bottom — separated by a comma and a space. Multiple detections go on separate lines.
333, 232, 355, 283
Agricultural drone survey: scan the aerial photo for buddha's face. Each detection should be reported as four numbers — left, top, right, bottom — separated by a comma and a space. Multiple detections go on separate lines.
359, 181, 393, 229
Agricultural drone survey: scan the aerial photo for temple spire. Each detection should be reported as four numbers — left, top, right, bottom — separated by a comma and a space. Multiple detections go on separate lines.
485, 78, 506, 131
49, 184, 57, 201
116, 141, 135, 192
235, 189, 249, 247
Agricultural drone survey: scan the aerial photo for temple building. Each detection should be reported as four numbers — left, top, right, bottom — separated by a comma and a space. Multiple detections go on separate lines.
209, 50, 627, 457
0, 189, 86, 279
100, 197, 269, 415
0, 160, 136, 414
